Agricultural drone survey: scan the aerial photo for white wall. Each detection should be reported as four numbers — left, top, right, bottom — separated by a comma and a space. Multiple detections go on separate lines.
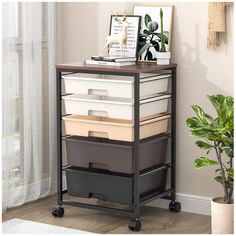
60, 2, 234, 198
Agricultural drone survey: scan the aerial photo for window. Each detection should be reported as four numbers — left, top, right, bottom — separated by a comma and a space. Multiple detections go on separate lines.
3, 2, 51, 188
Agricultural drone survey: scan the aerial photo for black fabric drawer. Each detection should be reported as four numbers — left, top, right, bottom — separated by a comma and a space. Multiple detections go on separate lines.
65, 136, 168, 174
65, 165, 168, 205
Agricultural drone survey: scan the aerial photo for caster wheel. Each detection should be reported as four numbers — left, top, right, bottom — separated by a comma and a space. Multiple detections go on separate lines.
128, 219, 141, 231
169, 201, 181, 212
52, 207, 64, 217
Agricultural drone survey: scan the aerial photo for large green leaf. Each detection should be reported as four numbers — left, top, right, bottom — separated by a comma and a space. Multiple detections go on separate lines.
144, 14, 152, 28
195, 140, 213, 150
186, 117, 204, 129
191, 105, 214, 125
208, 95, 234, 127
138, 43, 152, 57
194, 157, 218, 169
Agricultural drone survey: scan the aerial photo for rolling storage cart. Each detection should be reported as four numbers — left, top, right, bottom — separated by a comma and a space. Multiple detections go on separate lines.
52, 62, 181, 231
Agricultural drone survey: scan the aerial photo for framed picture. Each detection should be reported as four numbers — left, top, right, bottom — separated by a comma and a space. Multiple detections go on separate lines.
108, 15, 141, 58
134, 6, 173, 61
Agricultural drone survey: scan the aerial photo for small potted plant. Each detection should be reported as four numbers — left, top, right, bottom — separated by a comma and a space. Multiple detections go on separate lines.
186, 95, 234, 234
156, 8, 171, 65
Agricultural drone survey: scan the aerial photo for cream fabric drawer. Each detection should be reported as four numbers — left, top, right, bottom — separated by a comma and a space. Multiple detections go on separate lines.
63, 115, 170, 142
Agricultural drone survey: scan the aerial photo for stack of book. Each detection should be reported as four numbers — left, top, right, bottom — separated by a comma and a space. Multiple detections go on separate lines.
86, 56, 136, 66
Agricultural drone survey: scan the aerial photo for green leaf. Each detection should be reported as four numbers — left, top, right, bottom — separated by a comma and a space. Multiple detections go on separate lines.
143, 29, 152, 35
153, 32, 168, 44
227, 168, 234, 178
195, 140, 213, 150
144, 14, 152, 28
138, 36, 146, 42
194, 157, 218, 169
138, 43, 152, 57
222, 147, 233, 158
208, 95, 234, 126
139, 33, 147, 37
215, 175, 223, 184
151, 40, 160, 52
138, 41, 146, 49
214, 175, 233, 188
147, 50, 153, 60
186, 117, 204, 129
191, 105, 214, 125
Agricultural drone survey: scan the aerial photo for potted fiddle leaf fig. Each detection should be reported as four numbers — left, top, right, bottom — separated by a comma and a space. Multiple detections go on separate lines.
156, 8, 171, 65
186, 95, 234, 234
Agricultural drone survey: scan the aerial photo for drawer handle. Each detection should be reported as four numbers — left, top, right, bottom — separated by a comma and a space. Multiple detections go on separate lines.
88, 131, 108, 139
89, 162, 109, 170
88, 89, 108, 96
88, 110, 108, 117
89, 193, 109, 201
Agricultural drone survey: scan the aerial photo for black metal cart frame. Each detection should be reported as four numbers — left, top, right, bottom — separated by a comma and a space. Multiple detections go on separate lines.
53, 65, 180, 231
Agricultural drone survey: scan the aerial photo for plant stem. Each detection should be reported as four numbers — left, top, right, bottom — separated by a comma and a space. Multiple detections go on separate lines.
228, 156, 233, 200
230, 156, 233, 168
214, 141, 230, 203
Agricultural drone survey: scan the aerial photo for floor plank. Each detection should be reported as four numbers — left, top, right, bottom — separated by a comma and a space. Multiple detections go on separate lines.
2, 194, 211, 234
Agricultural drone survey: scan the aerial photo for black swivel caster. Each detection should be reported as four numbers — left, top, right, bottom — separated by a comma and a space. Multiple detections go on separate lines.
169, 201, 181, 212
52, 206, 64, 217
128, 219, 141, 231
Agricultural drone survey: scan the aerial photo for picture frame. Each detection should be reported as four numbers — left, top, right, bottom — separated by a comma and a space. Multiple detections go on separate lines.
134, 6, 173, 62
108, 15, 141, 59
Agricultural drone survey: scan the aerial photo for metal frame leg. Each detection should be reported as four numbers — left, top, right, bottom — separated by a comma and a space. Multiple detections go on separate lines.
56, 68, 63, 206
171, 67, 177, 202
133, 74, 140, 220
128, 73, 142, 231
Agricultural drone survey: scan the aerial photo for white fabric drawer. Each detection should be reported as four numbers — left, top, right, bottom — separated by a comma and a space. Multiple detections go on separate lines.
62, 94, 170, 120
62, 73, 170, 99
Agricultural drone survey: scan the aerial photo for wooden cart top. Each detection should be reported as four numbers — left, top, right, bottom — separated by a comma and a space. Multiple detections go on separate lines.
56, 61, 177, 74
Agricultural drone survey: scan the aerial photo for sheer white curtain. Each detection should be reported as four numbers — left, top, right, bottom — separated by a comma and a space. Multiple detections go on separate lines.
2, 2, 57, 211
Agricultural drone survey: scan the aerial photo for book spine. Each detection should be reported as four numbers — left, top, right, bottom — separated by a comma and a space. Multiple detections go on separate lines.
86, 60, 134, 66
86, 60, 119, 66
91, 57, 115, 62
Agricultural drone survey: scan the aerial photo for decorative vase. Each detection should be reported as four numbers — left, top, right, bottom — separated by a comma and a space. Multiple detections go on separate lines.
211, 197, 234, 234
156, 52, 171, 65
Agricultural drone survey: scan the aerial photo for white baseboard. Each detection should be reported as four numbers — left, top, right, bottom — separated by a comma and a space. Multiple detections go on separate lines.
147, 193, 211, 215
62, 176, 211, 215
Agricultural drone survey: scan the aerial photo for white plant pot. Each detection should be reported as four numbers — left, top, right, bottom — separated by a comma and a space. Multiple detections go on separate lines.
156, 52, 171, 65
211, 197, 234, 234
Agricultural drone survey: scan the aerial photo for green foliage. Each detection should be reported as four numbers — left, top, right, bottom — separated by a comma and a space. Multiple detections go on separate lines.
144, 14, 152, 28
195, 141, 213, 150
137, 12, 169, 60
195, 157, 218, 169
186, 95, 234, 203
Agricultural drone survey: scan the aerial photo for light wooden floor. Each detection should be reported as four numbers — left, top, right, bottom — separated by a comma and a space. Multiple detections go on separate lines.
2, 194, 211, 234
